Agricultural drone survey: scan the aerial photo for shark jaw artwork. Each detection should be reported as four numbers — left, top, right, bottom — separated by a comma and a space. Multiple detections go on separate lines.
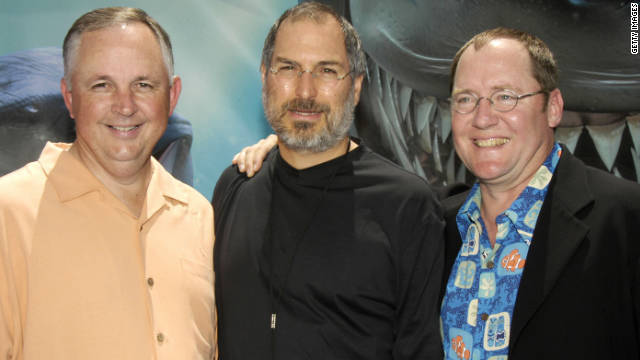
311, 0, 640, 189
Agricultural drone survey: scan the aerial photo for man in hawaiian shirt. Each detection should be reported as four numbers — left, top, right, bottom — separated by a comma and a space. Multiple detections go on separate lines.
440, 27, 640, 359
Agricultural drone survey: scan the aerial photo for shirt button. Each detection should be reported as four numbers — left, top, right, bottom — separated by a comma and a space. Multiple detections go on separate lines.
157, 332, 165, 343
487, 261, 494, 269
481, 313, 489, 321
147, 277, 154, 287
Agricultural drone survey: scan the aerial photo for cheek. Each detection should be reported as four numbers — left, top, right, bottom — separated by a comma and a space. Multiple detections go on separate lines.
71, 95, 95, 115
72, 118, 99, 146
280, 82, 295, 94
451, 117, 468, 142
267, 82, 294, 102
73, 94, 117, 122
452, 137, 470, 163
319, 87, 348, 110
144, 99, 171, 132
504, 111, 535, 133
71, 101, 100, 129
451, 126, 475, 163
138, 96, 170, 117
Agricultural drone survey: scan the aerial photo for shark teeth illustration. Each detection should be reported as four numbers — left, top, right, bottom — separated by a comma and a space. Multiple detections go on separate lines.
360, 58, 639, 187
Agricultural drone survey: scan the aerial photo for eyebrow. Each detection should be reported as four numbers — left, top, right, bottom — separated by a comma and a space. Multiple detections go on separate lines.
86, 75, 161, 87
273, 57, 298, 66
90, 74, 112, 82
273, 56, 344, 68
490, 84, 521, 92
451, 89, 471, 96
451, 85, 523, 96
133, 75, 159, 83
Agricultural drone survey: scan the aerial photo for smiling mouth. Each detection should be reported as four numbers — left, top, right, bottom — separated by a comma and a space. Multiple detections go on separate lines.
290, 109, 321, 115
474, 138, 510, 147
288, 110, 324, 120
108, 125, 140, 132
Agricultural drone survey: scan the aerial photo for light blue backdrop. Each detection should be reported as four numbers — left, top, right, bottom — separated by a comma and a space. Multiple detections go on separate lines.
0, 0, 296, 198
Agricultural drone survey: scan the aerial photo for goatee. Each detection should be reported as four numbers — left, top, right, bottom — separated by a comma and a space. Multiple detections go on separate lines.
263, 87, 355, 153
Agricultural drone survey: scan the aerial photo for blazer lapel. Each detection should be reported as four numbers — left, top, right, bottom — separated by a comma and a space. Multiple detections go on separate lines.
509, 149, 594, 349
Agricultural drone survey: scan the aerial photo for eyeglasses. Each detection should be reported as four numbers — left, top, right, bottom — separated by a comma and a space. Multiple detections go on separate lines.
269, 64, 351, 88
450, 89, 546, 114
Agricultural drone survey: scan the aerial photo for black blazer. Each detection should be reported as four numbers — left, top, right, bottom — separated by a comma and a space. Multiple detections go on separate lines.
442, 148, 640, 359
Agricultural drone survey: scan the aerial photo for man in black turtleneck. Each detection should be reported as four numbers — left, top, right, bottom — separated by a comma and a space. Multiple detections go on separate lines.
212, 3, 444, 359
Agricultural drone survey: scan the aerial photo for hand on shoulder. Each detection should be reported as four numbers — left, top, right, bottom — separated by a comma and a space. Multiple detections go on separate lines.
232, 134, 277, 177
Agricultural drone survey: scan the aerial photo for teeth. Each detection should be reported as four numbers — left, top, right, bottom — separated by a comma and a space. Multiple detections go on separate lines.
110, 125, 138, 131
475, 138, 510, 147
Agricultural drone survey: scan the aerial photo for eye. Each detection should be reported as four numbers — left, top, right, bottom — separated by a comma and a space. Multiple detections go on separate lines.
91, 82, 108, 90
314, 67, 339, 81
495, 91, 516, 102
136, 82, 154, 90
319, 67, 338, 75
278, 64, 296, 72
454, 94, 474, 104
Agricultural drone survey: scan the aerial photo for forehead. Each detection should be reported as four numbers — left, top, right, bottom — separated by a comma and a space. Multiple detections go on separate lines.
454, 38, 537, 92
272, 16, 348, 65
74, 23, 166, 74
78, 22, 159, 52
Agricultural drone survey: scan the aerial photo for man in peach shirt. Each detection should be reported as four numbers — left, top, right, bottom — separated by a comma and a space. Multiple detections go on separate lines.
0, 7, 215, 359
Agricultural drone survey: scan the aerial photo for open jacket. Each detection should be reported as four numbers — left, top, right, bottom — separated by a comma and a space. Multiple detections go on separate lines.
442, 147, 640, 359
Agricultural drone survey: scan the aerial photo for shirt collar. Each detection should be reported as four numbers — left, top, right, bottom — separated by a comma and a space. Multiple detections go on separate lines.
41, 142, 189, 216
42, 142, 104, 202
458, 143, 563, 226
144, 156, 190, 219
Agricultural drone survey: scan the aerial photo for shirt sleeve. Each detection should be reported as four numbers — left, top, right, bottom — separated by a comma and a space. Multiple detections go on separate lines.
392, 193, 445, 360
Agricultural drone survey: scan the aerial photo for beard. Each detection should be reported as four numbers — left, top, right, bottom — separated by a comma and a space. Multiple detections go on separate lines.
263, 85, 355, 153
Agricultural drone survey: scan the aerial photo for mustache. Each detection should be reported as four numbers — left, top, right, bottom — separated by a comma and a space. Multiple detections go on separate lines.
282, 98, 330, 114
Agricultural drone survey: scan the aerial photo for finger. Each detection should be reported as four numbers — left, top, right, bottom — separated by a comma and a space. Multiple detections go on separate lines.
251, 143, 267, 174
251, 135, 277, 174
252, 158, 263, 174
246, 149, 257, 177
236, 150, 247, 173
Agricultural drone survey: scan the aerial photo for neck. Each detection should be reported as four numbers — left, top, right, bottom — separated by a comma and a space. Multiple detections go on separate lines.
278, 137, 356, 170
70, 144, 150, 217
478, 161, 542, 247
478, 141, 556, 245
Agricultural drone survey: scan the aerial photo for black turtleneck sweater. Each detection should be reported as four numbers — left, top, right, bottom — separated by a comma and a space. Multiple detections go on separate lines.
213, 141, 444, 360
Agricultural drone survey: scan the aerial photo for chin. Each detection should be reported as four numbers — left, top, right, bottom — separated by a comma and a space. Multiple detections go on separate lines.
107, 148, 148, 162
468, 163, 508, 182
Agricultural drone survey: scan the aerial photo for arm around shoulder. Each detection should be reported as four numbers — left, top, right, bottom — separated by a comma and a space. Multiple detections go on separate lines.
231, 134, 277, 177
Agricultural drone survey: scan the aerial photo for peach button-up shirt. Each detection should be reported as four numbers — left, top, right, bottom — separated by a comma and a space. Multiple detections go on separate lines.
0, 142, 215, 359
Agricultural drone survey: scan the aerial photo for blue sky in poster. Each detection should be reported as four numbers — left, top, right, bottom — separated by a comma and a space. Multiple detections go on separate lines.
0, 0, 296, 198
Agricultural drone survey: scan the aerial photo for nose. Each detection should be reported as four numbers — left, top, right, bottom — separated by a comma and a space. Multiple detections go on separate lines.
111, 88, 138, 116
471, 97, 498, 129
295, 70, 317, 100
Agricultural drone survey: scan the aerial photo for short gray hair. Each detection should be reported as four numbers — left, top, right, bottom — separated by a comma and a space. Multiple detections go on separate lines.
261, 2, 366, 79
63, 7, 174, 87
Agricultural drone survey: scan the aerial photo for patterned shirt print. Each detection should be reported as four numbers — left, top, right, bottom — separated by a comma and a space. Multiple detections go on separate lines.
441, 144, 562, 360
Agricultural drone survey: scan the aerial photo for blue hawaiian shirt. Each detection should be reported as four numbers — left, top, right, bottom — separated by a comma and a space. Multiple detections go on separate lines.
441, 143, 562, 360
